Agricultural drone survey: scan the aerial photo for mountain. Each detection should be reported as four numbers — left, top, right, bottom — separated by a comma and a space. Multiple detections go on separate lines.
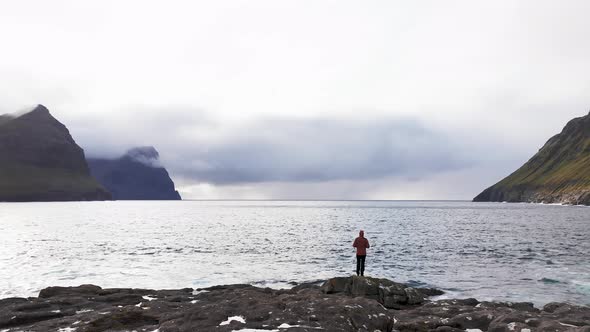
87, 147, 181, 200
474, 111, 590, 205
0, 105, 111, 201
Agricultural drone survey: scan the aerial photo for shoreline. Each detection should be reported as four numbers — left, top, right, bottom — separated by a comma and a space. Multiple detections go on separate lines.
1, 276, 588, 332
6, 275, 588, 309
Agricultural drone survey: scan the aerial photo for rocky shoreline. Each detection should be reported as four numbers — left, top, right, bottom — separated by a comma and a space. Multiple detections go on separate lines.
0, 276, 588, 332
473, 187, 590, 206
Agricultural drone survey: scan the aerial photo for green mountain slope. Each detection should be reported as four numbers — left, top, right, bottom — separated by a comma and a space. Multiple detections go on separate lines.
0, 105, 111, 201
474, 111, 590, 205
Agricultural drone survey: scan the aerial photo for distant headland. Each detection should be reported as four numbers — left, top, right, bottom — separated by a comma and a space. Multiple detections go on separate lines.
88, 147, 181, 200
474, 111, 590, 206
0, 105, 180, 202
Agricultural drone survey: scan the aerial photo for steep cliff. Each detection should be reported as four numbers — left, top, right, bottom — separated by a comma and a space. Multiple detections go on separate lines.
474, 111, 590, 205
0, 105, 111, 201
88, 147, 181, 200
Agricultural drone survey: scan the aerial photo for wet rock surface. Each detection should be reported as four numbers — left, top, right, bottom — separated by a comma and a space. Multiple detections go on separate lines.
0, 277, 588, 331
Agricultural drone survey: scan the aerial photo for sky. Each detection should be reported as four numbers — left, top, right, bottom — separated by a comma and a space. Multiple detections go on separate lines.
1, 0, 589, 199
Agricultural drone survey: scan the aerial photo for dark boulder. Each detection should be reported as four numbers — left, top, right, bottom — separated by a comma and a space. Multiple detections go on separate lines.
39, 284, 102, 298
320, 276, 443, 309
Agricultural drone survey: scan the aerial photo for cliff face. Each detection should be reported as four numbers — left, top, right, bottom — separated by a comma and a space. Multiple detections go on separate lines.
474, 111, 590, 205
0, 105, 111, 201
87, 147, 181, 200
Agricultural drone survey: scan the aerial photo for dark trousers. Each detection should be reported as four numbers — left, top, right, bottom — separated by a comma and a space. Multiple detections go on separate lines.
356, 255, 366, 276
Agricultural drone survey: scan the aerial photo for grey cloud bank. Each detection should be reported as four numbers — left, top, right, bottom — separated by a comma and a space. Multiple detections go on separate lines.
70, 109, 527, 199
166, 118, 467, 184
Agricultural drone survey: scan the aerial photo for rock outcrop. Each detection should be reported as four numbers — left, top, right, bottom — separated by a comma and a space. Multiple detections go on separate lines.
0, 105, 111, 201
320, 276, 444, 309
88, 147, 181, 200
1, 277, 588, 331
474, 111, 590, 205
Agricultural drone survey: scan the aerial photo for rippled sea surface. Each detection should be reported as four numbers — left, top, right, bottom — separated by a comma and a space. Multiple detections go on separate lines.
0, 200, 588, 306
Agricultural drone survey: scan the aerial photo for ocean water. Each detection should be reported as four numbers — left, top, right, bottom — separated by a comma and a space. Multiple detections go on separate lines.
0, 200, 588, 306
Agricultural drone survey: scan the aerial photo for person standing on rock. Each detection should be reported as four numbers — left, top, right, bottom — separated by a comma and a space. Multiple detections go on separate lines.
353, 230, 370, 276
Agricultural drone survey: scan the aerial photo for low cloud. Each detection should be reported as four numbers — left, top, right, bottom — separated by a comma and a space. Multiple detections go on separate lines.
68, 107, 520, 200
170, 117, 469, 184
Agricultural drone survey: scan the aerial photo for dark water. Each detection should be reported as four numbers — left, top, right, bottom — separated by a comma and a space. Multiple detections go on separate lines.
0, 200, 588, 306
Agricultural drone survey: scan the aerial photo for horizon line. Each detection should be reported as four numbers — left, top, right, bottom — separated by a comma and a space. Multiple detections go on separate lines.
181, 199, 473, 202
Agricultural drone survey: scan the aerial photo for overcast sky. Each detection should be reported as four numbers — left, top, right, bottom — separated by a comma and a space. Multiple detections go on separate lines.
1, 1, 589, 199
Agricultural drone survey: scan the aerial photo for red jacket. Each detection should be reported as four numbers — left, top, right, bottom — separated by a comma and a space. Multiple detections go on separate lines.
353, 235, 370, 256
